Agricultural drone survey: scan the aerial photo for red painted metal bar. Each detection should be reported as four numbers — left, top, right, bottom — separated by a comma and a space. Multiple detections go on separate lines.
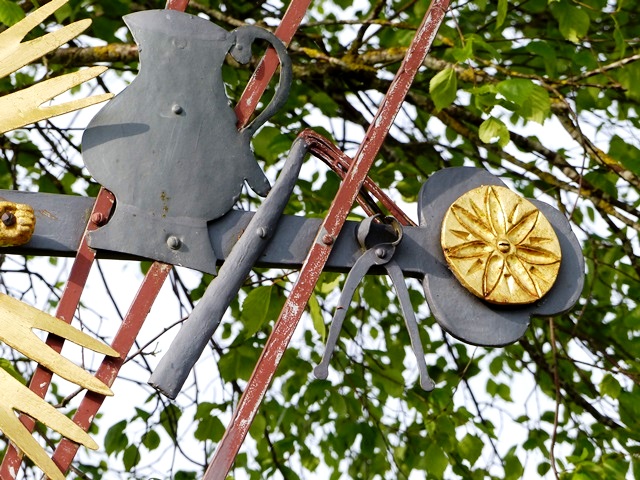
0, 188, 115, 479
309, 131, 416, 226
51, 262, 172, 473
234, 0, 311, 128
203, 1, 450, 477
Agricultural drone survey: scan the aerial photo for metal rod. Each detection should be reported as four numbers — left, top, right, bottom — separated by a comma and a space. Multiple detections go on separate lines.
0, 188, 115, 479
202, 1, 450, 476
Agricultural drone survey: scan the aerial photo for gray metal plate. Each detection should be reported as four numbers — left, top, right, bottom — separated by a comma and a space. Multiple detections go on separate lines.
418, 167, 585, 347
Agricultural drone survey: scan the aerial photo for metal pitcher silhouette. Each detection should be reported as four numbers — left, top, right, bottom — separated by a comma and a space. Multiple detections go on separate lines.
82, 10, 292, 273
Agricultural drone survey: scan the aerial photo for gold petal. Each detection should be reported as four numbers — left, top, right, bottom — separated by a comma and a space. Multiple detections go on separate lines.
516, 245, 561, 265
451, 204, 496, 244
483, 253, 505, 297
506, 254, 539, 297
486, 186, 507, 236
507, 208, 538, 245
444, 240, 492, 259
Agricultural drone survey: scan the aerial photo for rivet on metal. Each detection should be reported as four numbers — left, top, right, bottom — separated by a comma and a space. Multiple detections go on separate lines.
375, 247, 386, 258
1, 212, 15, 227
167, 236, 181, 250
322, 234, 334, 245
256, 227, 267, 238
91, 212, 105, 226
172, 104, 184, 115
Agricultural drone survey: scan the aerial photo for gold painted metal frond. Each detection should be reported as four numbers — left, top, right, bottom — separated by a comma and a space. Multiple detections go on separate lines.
0, 1, 115, 478
0, 0, 113, 134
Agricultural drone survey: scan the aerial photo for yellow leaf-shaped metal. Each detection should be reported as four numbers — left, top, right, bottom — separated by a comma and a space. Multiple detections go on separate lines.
0, 0, 89, 77
0, 67, 113, 134
0, 294, 118, 395
0, 0, 113, 134
0, 368, 98, 480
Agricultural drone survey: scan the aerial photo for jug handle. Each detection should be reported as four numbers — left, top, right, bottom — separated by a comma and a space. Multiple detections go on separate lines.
230, 26, 293, 140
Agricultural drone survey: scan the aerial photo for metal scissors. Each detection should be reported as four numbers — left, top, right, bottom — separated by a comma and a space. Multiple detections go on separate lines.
314, 214, 435, 391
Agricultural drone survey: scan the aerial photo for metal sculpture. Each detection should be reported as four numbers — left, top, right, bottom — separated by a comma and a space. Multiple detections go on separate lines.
0, 0, 587, 478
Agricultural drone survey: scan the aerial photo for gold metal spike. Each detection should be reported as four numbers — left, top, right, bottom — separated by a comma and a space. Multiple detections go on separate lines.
0, 294, 119, 395
0, 200, 36, 247
441, 185, 562, 305
0, 294, 119, 479
0, 368, 98, 480
0, 0, 113, 134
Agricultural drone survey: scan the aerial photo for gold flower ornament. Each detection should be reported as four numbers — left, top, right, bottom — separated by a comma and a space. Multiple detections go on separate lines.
441, 185, 562, 305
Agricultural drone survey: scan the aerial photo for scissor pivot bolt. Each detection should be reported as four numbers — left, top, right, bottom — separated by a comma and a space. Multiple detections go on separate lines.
1, 212, 15, 227
322, 234, 334, 245
167, 236, 181, 250
375, 248, 386, 258
91, 212, 106, 226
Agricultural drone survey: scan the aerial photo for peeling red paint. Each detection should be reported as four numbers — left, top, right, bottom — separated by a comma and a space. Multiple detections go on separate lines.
51, 262, 171, 474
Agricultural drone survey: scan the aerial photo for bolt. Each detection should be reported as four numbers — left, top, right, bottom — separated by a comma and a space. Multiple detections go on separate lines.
172, 104, 184, 115
322, 234, 334, 245
497, 240, 511, 253
256, 227, 267, 239
167, 236, 181, 250
91, 212, 105, 226
375, 247, 386, 258
1, 212, 15, 227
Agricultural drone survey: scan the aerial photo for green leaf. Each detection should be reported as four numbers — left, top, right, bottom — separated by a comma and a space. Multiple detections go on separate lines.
241, 285, 272, 337
430, 68, 458, 111
0, 358, 25, 385
497, 79, 550, 123
459, 434, 484, 465
0, 0, 25, 26
600, 374, 622, 398
479, 117, 510, 147
308, 293, 326, 341
496, 0, 508, 30
104, 420, 128, 455
551, 1, 590, 43
159, 404, 182, 440
141, 430, 161, 451
424, 443, 448, 478
122, 444, 140, 471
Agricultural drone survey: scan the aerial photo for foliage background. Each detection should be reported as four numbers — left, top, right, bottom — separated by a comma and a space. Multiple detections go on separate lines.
1, 0, 639, 478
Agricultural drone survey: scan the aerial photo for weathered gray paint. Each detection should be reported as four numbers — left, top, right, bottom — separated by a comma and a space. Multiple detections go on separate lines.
81, 9, 292, 273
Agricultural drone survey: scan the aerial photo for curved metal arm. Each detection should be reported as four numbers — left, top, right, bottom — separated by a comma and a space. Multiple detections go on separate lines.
231, 25, 293, 139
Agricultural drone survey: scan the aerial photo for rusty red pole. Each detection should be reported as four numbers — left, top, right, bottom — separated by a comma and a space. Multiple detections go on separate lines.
203, 1, 450, 478
51, 262, 172, 473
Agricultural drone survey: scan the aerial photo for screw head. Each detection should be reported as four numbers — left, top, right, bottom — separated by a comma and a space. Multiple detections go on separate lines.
167, 236, 181, 250
375, 247, 386, 258
322, 234, 334, 245
1, 212, 15, 227
172, 104, 184, 115
257, 227, 268, 239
